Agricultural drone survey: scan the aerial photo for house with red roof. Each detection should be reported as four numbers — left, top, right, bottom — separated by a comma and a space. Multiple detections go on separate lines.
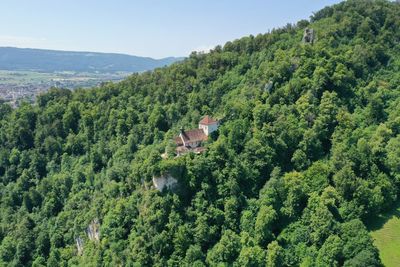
198, 115, 219, 136
174, 115, 219, 156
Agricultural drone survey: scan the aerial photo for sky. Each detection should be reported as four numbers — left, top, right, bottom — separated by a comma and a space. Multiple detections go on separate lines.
0, 0, 342, 59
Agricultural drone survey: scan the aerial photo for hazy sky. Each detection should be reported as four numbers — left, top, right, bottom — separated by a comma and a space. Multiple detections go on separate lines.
0, 0, 342, 58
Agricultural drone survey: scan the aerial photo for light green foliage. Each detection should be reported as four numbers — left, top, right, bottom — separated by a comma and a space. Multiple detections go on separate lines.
266, 241, 284, 267
206, 230, 241, 265
255, 205, 277, 245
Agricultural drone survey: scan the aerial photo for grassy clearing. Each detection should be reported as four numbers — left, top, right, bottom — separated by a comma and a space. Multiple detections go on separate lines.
0, 70, 130, 85
368, 202, 400, 267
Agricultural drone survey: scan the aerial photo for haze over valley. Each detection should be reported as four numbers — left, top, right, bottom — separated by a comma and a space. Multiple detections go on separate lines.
0, 47, 182, 105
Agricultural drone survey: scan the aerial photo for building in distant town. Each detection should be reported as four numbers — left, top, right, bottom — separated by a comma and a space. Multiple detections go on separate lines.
174, 116, 219, 156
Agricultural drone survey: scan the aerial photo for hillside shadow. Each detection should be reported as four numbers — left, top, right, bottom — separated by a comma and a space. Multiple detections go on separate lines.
366, 201, 400, 231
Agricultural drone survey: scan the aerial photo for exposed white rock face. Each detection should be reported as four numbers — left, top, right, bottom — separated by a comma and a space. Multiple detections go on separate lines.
76, 236, 84, 256
152, 174, 178, 191
302, 28, 315, 44
264, 81, 274, 92
86, 218, 100, 242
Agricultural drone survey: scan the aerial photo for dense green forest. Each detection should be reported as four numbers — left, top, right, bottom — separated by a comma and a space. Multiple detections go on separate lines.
1, 0, 400, 266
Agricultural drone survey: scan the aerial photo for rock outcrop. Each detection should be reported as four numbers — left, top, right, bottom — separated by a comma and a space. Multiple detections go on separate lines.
264, 81, 274, 92
86, 219, 100, 242
76, 236, 84, 256
152, 174, 178, 192
302, 28, 315, 44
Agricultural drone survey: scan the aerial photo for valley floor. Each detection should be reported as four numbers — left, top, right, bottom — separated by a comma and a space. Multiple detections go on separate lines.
0, 70, 130, 105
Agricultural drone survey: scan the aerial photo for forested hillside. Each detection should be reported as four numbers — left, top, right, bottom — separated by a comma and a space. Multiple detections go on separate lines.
1, 0, 400, 266
0, 47, 181, 73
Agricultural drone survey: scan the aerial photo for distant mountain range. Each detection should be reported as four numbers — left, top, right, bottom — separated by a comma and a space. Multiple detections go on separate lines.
0, 47, 183, 73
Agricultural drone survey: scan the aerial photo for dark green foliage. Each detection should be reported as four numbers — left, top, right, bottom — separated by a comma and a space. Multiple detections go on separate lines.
0, 0, 399, 266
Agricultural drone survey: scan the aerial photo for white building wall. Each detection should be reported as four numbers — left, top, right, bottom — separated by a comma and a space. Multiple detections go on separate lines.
199, 122, 218, 135
179, 133, 186, 146
208, 123, 218, 134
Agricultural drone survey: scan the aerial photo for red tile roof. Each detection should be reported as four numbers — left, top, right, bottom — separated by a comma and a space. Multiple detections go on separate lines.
174, 136, 184, 146
180, 129, 207, 143
199, 115, 218, 125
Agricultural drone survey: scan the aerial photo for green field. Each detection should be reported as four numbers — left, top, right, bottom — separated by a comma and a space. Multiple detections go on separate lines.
0, 70, 131, 104
369, 202, 400, 267
0, 70, 129, 86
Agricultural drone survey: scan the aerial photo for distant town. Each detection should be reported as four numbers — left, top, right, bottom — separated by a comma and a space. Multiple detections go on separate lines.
0, 70, 130, 106
0, 47, 182, 107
